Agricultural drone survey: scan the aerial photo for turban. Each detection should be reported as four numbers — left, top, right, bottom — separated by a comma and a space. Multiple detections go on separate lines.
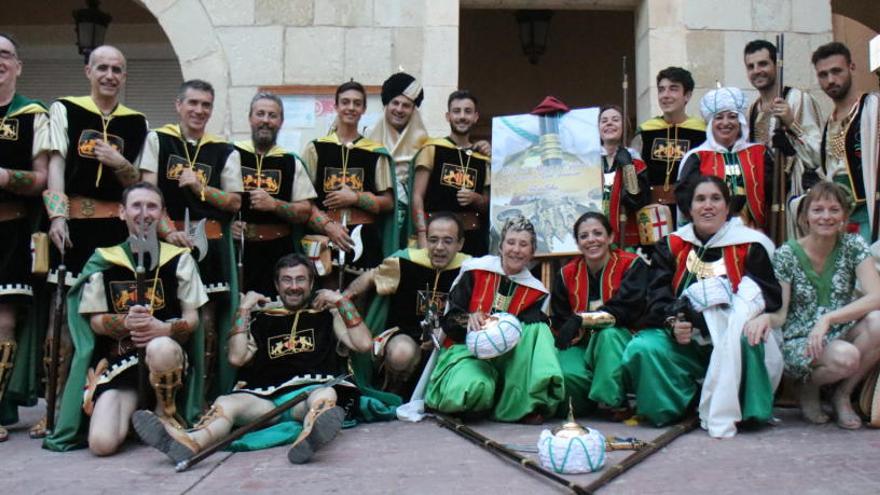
380, 72, 424, 107
700, 87, 748, 122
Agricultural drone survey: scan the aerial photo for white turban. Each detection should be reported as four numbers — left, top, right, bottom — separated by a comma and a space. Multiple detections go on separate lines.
699, 87, 751, 152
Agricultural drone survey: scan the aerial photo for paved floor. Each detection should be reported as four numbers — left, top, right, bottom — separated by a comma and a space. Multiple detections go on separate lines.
3, 403, 880, 494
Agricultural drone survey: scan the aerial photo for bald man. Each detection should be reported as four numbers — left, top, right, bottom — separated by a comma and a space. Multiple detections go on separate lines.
33, 45, 150, 438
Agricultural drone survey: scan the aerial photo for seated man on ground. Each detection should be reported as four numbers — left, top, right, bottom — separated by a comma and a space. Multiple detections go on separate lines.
134, 253, 375, 464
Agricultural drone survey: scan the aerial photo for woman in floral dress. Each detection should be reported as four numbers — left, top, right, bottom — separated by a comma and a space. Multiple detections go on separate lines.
746, 182, 880, 429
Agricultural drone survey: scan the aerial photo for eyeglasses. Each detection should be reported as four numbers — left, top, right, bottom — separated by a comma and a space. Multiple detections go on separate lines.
0, 50, 17, 61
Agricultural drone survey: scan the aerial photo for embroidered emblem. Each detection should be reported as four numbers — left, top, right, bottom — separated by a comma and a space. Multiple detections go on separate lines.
416, 290, 448, 316
439, 163, 477, 190
77, 129, 124, 158
109, 279, 166, 313
323, 167, 364, 192
165, 154, 212, 184
650, 137, 690, 162
268, 328, 315, 358
241, 166, 282, 194
0, 118, 18, 141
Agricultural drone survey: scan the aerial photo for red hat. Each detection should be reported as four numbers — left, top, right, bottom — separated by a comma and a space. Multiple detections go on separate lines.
531, 96, 569, 115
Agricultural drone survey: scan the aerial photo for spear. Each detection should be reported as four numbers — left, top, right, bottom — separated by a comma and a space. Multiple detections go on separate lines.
769, 33, 787, 245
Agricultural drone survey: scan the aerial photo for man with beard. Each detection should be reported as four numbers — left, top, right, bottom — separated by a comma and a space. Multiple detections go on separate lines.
410, 91, 490, 255
133, 253, 372, 465
343, 212, 468, 397
141, 79, 243, 395
45, 182, 208, 455
231, 93, 318, 296
302, 81, 397, 284
367, 72, 428, 234
0, 33, 50, 442
632, 67, 706, 228
743, 39, 823, 230
38, 45, 149, 437
808, 42, 880, 241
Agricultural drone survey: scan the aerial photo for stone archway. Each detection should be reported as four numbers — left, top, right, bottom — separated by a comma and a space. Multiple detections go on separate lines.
138, 0, 231, 135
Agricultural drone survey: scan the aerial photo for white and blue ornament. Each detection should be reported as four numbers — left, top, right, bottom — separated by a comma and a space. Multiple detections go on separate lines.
537, 406, 606, 474
466, 312, 522, 359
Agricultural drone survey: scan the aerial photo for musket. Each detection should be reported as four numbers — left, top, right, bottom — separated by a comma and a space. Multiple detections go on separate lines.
175, 373, 351, 472
430, 414, 590, 495
45, 236, 67, 433
129, 213, 159, 409
622, 55, 629, 145
769, 33, 787, 245
581, 415, 699, 494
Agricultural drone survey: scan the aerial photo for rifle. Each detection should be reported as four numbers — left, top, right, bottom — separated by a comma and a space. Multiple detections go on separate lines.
768, 33, 787, 245
129, 214, 159, 409
45, 237, 67, 433
175, 373, 351, 472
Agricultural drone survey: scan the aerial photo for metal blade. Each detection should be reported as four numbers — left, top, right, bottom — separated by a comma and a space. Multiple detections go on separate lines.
191, 218, 208, 262
350, 224, 364, 262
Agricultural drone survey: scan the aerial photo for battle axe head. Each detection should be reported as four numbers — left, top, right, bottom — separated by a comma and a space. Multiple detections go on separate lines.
184, 208, 208, 262
129, 218, 160, 271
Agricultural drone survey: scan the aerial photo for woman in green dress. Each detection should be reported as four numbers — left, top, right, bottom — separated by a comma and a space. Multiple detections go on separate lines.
550, 212, 647, 417
746, 182, 880, 429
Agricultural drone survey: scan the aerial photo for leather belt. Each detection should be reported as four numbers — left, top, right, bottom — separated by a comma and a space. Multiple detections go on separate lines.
69, 196, 120, 219
174, 219, 224, 240
649, 186, 676, 206
0, 202, 27, 222
244, 223, 292, 242
327, 208, 375, 225
429, 211, 482, 231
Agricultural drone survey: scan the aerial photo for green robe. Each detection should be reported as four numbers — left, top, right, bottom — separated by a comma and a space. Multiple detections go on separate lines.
43, 242, 207, 451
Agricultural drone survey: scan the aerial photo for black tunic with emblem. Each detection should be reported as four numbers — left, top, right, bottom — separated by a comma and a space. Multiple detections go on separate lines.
235, 309, 343, 393
420, 139, 490, 256
155, 129, 234, 292
90, 245, 184, 402
636, 118, 706, 189
236, 144, 300, 296
49, 98, 148, 283
311, 139, 386, 271
0, 97, 43, 303
386, 258, 460, 341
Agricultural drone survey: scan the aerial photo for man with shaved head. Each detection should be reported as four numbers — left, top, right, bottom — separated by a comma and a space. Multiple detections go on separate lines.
33, 45, 149, 438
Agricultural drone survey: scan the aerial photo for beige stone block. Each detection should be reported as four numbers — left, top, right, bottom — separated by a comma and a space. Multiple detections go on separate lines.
647, 0, 683, 29
752, 0, 790, 32
315, 0, 373, 26
374, 0, 426, 28
255, 0, 313, 26
686, 31, 724, 91
647, 29, 688, 74
228, 86, 259, 135
421, 85, 454, 136
634, 0, 649, 39
687, 87, 709, 119
218, 26, 283, 86
156, 0, 220, 62
393, 28, 425, 76
782, 33, 819, 91
284, 27, 344, 84
683, 0, 751, 31
425, 0, 459, 27
791, 0, 831, 33
202, 0, 255, 26
344, 28, 393, 84
421, 27, 458, 87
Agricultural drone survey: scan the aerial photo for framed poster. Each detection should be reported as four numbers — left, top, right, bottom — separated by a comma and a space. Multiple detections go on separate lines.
489, 107, 603, 256
258, 85, 384, 155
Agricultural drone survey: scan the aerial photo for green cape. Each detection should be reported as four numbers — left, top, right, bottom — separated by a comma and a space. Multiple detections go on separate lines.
43, 242, 207, 451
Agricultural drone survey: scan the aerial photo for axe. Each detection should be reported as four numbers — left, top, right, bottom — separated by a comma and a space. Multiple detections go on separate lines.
334, 214, 364, 288
184, 208, 208, 262
128, 213, 159, 409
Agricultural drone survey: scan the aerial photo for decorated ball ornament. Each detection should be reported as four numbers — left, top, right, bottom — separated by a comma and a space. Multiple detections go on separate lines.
465, 312, 523, 359
538, 403, 606, 474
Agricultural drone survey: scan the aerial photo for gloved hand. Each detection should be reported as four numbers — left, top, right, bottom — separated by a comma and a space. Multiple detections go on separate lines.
771, 128, 796, 157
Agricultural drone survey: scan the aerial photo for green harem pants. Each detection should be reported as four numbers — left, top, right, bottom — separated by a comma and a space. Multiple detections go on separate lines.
621, 328, 774, 427
557, 326, 632, 416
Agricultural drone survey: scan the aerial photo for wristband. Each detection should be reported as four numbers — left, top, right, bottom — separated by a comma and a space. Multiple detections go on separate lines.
43, 190, 69, 220
336, 297, 363, 328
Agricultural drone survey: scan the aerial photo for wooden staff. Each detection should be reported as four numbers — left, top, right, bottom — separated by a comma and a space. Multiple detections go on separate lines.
581, 415, 699, 493
45, 241, 66, 433
768, 33, 787, 245
430, 414, 590, 495
175, 374, 350, 472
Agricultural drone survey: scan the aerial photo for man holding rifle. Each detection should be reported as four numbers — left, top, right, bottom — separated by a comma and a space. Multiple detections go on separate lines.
44, 182, 207, 455
134, 253, 373, 465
